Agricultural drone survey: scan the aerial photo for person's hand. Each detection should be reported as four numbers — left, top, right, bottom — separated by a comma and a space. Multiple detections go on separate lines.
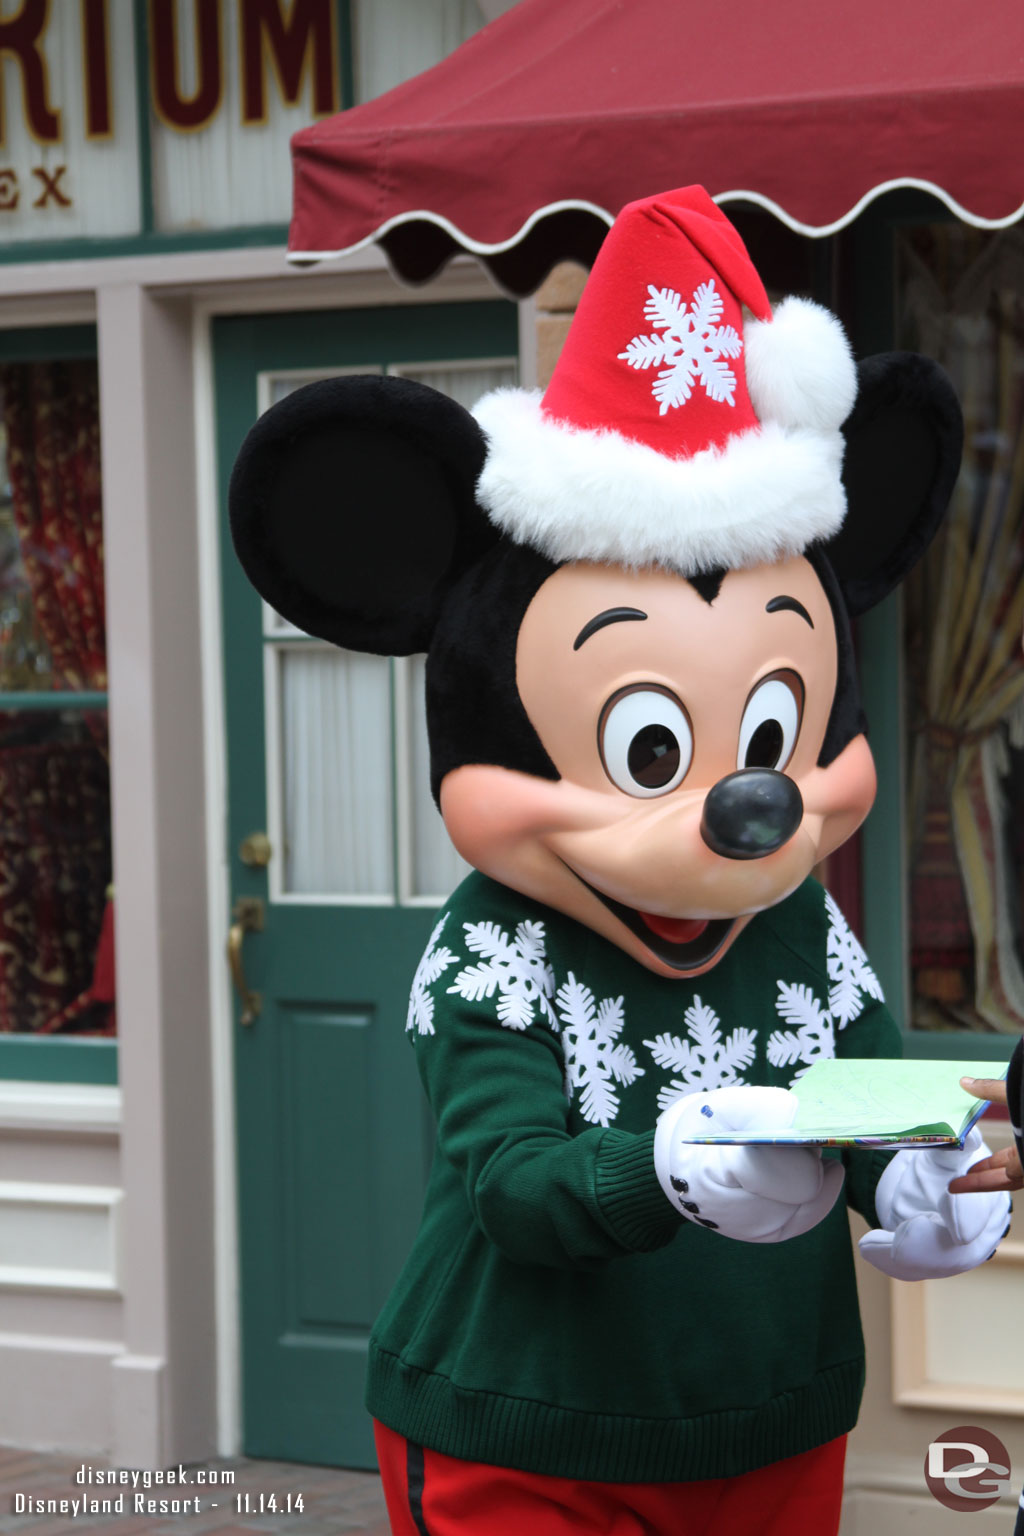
946, 1077, 1023, 1193
654, 1086, 845, 1243
859, 1127, 1011, 1280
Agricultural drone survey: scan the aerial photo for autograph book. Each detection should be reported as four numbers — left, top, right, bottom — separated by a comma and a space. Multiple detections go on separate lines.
685, 1059, 1005, 1147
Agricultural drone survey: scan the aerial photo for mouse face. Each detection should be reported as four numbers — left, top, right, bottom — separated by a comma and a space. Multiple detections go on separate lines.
440, 556, 876, 978
229, 294, 962, 982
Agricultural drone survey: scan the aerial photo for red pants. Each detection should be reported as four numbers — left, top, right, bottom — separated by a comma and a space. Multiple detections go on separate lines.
374, 1420, 846, 1536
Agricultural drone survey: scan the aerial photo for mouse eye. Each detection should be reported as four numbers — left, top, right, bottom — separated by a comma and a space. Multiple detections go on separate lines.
599, 686, 693, 797
737, 672, 803, 771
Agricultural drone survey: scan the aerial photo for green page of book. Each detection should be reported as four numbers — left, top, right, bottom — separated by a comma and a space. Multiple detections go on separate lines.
686, 1059, 1006, 1146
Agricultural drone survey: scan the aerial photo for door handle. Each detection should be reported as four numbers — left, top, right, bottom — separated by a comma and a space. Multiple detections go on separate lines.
239, 830, 272, 868
228, 897, 264, 1026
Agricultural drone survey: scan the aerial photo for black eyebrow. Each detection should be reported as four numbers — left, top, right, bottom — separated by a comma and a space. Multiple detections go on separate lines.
765, 595, 814, 629
573, 607, 648, 651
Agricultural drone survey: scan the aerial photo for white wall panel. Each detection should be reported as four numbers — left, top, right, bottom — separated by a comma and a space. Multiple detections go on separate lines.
354, 0, 482, 101
0, 1335, 118, 1451
0, 0, 140, 241
0, 1181, 121, 1293
0, 1082, 124, 1448
150, 0, 339, 231
923, 1259, 1024, 1394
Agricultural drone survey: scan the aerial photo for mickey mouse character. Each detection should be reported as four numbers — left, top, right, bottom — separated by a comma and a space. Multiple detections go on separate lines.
230, 188, 1010, 1536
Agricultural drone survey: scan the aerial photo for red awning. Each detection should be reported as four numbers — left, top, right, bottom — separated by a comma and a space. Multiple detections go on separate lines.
289, 0, 1024, 295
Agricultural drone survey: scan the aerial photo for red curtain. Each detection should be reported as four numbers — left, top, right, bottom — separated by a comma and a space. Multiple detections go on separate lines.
0, 360, 113, 1033
1, 360, 107, 700
0, 740, 112, 1033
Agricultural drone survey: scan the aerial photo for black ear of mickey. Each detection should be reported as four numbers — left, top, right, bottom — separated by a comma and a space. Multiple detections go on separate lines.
229, 373, 498, 654
830, 353, 963, 618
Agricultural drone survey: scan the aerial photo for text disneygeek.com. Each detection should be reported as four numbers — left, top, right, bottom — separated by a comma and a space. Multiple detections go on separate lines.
10, 1461, 308, 1519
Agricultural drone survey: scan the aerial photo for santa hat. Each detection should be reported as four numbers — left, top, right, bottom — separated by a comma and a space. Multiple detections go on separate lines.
473, 185, 857, 575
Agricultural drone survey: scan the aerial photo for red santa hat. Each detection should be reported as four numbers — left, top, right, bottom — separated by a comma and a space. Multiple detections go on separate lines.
473, 185, 857, 574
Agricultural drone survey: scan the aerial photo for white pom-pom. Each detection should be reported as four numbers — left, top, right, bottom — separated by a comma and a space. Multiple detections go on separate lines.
745, 297, 857, 433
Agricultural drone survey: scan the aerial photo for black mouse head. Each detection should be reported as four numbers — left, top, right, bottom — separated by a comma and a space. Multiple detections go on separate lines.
230, 186, 961, 977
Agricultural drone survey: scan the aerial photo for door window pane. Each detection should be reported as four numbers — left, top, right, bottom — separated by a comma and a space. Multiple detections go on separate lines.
405, 654, 471, 901
390, 362, 516, 412
266, 366, 381, 413
391, 363, 515, 900
260, 358, 515, 906
279, 648, 393, 897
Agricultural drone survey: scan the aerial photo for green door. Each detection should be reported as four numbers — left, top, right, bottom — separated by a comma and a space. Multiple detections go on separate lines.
214, 302, 518, 1467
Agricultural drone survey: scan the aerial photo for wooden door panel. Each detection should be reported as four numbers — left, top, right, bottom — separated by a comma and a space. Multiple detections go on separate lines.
286, 1006, 377, 1326
216, 302, 518, 1467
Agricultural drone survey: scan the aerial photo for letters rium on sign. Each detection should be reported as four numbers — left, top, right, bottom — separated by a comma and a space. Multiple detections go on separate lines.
0, 0, 339, 214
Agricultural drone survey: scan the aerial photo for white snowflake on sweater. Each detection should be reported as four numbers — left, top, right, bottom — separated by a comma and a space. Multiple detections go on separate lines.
556, 974, 644, 1126
767, 982, 836, 1080
766, 895, 882, 1080
617, 279, 744, 415
824, 890, 884, 1025
447, 918, 558, 1031
406, 914, 459, 1036
644, 996, 756, 1110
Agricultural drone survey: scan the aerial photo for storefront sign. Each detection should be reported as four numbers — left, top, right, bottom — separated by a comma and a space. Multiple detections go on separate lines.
0, 0, 339, 242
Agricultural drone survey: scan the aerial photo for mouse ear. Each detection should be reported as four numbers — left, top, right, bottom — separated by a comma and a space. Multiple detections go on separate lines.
229, 373, 499, 654
826, 353, 963, 617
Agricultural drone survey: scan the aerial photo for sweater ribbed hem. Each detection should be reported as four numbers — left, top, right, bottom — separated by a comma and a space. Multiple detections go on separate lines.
366, 1344, 865, 1482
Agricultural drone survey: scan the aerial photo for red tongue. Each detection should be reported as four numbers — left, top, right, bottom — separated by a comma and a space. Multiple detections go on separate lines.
639, 913, 709, 945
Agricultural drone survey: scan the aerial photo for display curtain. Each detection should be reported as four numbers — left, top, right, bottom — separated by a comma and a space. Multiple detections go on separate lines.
0, 360, 112, 1032
0, 360, 107, 704
902, 229, 1024, 1031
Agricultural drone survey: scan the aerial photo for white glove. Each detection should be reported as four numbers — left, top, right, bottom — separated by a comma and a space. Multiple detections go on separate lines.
653, 1086, 845, 1243
858, 1127, 1012, 1281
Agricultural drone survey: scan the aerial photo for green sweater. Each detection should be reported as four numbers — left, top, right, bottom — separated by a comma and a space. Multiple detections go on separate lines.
367, 873, 899, 1482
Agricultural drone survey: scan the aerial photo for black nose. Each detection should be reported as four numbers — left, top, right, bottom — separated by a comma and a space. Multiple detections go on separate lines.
700, 769, 803, 861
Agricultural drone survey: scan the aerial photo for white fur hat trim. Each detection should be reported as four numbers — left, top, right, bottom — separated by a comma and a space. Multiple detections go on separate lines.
745, 297, 857, 434
473, 387, 848, 575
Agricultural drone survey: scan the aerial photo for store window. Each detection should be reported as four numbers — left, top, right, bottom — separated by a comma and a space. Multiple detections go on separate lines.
898, 223, 1024, 1035
0, 356, 114, 1038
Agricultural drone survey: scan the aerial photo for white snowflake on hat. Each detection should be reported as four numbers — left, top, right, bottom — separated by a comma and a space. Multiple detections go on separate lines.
473, 184, 858, 578
618, 279, 744, 414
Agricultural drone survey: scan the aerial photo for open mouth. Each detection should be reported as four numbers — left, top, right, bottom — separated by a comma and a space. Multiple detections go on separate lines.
576, 875, 736, 972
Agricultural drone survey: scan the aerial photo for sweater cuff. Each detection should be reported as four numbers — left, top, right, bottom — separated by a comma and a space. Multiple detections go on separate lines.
595, 1129, 682, 1251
